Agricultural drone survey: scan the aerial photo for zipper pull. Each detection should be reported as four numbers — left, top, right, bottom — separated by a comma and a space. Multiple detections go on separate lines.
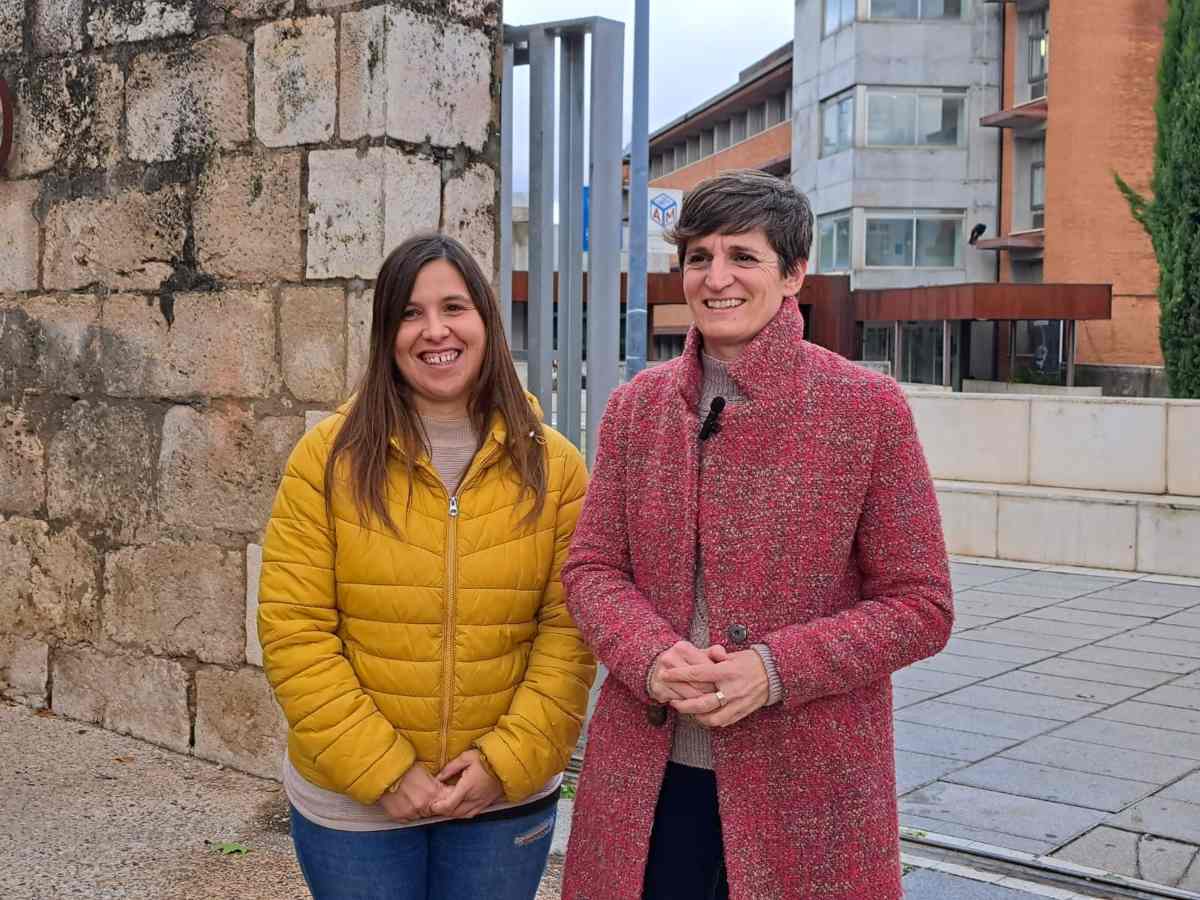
449, 496, 459, 518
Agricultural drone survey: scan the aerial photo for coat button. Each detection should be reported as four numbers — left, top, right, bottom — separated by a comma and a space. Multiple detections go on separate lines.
646, 705, 668, 727
726, 623, 749, 644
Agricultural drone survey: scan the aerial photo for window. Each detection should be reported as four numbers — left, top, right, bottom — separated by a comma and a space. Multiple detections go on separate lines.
817, 213, 853, 272
700, 130, 714, 157
715, 120, 731, 151
870, 0, 961, 19
1030, 138, 1045, 229
821, 91, 855, 157
784, 87, 793, 119
867, 87, 965, 147
1028, 10, 1049, 99
824, 0, 856, 35
687, 136, 701, 164
865, 211, 962, 268
747, 103, 765, 137
766, 95, 785, 127
650, 155, 664, 179
730, 112, 747, 143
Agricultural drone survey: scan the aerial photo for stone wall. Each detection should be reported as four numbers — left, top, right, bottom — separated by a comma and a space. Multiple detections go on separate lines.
0, 0, 501, 780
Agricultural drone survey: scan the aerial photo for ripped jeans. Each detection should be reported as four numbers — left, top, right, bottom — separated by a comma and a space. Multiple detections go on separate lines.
289, 800, 557, 900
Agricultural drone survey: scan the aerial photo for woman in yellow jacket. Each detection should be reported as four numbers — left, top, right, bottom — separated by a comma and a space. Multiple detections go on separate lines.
258, 233, 595, 900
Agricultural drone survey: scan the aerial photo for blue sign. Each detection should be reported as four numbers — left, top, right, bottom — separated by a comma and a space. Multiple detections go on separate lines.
582, 185, 590, 252
650, 191, 679, 229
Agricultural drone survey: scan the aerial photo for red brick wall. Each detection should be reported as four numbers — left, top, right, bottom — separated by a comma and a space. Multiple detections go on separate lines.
649, 122, 791, 193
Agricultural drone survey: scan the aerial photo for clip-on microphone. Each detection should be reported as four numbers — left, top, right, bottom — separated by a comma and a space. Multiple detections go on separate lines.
698, 396, 726, 441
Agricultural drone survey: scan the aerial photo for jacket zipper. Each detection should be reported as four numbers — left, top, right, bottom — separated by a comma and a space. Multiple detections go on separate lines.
439, 493, 460, 771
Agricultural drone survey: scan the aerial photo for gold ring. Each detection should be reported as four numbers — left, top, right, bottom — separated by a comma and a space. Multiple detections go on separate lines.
714, 690, 726, 708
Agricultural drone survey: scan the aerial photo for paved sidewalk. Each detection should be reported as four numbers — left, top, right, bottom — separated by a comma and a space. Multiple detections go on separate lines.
896, 559, 1200, 894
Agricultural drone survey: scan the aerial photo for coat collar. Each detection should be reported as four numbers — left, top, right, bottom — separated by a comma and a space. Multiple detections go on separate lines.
674, 297, 807, 407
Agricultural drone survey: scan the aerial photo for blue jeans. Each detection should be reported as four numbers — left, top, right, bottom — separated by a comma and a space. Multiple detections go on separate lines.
289, 804, 557, 900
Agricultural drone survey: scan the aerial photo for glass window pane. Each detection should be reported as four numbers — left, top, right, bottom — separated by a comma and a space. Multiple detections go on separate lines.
922, 0, 962, 18
872, 0, 919, 18
841, 0, 856, 25
915, 218, 959, 267
865, 218, 914, 267
822, 103, 839, 157
867, 92, 916, 145
835, 218, 851, 269
918, 94, 962, 146
825, 0, 840, 33
838, 96, 855, 148
1031, 164, 1045, 209
818, 219, 836, 272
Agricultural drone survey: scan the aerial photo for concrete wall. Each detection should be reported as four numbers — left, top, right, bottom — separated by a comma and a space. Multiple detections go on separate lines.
0, 0, 501, 778
792, 0, 1002, 289
912, 392, 1200, 576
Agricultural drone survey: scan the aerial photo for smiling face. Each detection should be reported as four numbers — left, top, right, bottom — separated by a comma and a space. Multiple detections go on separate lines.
680, 228, 806, 361
392, 258, 487, 417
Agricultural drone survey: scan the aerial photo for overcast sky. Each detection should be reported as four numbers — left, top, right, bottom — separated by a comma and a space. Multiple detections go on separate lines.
503, 0, 795, 193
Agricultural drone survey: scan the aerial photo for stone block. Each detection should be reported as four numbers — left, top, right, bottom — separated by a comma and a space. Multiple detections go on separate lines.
126, 35, 249, 163
194, 151, 303, 283
0, 517, 99, 642
6, 56, 123, 177
101, 291, 279, 399
909, 396, 1030, 484
1167, 403, 1200, 497
254, 16, 336, 148
339, 6, 387, 140
86, 0, 193, 47
209, 0, 294, 19
158, 404, 303, 535
32, 0, 84, 54
0, 294, 101, 395
104, 541, 244, 665
935, 488, 997, 558
43, 186, 188, 291
0, 180, 40, 291
307, 0, 357, 8
0, 404, 45, 515
997, 494, 1137, 571
0, 635, 49, 708
1108, 798, 1200, 845
306, 148, 440, 279
448, 0, 500, 26
246, 543, 263, 666
1138, 504, 1200, 578
194, 665, 287, 779
46, 401, 156, 544
1030, 399, 1167, 494
52, 646, 191, 753
0, 0, 20, 52
443, 163, 496, 277
944, 757, 1155, 813
281, 287, 345, 403
346, 286, 373, 393
385, 9, 491, 151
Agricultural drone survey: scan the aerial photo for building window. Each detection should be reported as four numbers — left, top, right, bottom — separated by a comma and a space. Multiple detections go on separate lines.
784, 87, 793, 119
1028, 10, 1049, 100
715, 120, 731, 151
821, 91, 855, 157
650, 155, 664, 179
766, 94, 785, 127
747, 103, 766, 137
870, 0, 962, 20
824, 0, 856, 36
1030, 138, 1045, 229
731, 112, 747, 143
865, 211, 962, 268
817, 212, 853, 272
866, 87, 965, 147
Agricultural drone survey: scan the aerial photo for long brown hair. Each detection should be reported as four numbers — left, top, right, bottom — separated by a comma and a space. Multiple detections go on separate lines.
324, 233, 546, 534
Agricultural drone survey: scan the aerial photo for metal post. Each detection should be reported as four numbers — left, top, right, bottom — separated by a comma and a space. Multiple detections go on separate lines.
499, 43, 514, 341
624, 0, 650, 380
1064, 319, 1076, 387
557, 34, 586, 445
526, 27, 556, 413
586, 19, 626, 465
941, 320, 952, 388
893, 321, 903, 382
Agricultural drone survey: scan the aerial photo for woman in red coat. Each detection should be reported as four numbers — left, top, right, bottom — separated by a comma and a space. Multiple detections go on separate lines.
561, 170, 953, 900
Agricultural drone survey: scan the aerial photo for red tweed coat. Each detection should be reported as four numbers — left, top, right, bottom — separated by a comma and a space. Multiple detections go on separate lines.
561, 300, 952, 900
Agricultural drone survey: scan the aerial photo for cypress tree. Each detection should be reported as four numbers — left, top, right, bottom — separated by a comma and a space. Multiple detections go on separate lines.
1116, 0, 1200, 397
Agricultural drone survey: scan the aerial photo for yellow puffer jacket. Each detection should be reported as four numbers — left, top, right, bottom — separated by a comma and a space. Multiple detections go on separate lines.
258, 402, 595, 806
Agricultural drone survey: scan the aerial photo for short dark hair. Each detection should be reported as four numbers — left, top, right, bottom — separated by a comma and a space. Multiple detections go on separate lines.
666, 170, 813, 275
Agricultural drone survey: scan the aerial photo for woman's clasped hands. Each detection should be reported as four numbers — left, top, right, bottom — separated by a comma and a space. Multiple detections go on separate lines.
378, 750, 505, 822
648, 640, 770, 729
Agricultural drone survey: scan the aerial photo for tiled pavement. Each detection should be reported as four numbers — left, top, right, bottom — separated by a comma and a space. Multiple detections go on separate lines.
896, 559, 1200, 894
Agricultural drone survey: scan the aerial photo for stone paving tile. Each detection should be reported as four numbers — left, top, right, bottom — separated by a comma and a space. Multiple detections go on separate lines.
1095, 701, 1200, 735
979, 572, 1130, 600
956, 626, 1092, 653
981, 670, 1144, 706
1002, 735, 1200, 783
1026, 657, 1178, 688
955, 591, 1062, 619
896, 701, 1064, 741
1160, 773, 1200, 805
1095, 634, 1200, 660
913, 653, 1022, 679
943, 757, 1158, 812
1107, 797, 1200, 844
1022, 606, 1153, 629
937, 685, 1102, 722
1059, 597, 1187, 620
895, 750, 968, 794
894, 721, 1019, 762
995, 615, 1123, 641
1162, 611, 1200, 629
1088, 581, 1200, 608
900, 814, 1058, 855
893, 667, 981, 694
901, 781, 1107, 846
901, 868, 1043, 900
1063, 646, 1199, 675
950, 564, 1036, 589
953, 614, 999, 632
1052, 717, 1200, 760
945, 638, 1057, 665
1135, 622, 1200, 642
1175, 671, 1200, 689
894, 687, 938, 709
1136, 686, 1200, 712
1051, 826, 1200, 888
